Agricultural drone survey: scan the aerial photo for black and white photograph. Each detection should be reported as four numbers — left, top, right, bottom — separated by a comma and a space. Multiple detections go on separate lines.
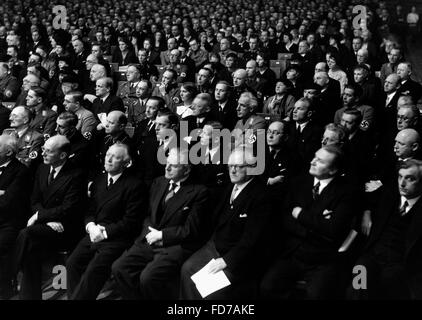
1, 0, 422, 312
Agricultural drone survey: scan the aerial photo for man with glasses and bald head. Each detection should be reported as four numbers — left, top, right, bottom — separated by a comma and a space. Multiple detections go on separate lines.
180, 147, 271, 299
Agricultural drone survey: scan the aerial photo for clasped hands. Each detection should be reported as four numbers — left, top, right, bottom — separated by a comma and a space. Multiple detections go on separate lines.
145, 226, 163, 246
87, 223, 107, 243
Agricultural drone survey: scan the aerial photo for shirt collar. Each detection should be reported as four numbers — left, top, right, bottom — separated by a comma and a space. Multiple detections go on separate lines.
169, 176, 188, 192
51, 162, 65, 177
233, 178, 254, 197
297, 121, 308, 130
401, 195, 421, 214
313, 177, 335, 193
101, 93, 110, 102
108, 172, 123, 184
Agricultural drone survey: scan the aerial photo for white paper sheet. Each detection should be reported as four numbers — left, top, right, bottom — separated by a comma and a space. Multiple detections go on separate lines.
191, 259, 231, 298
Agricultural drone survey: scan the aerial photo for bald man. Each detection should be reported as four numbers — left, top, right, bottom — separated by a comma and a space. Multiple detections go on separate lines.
245, 60, 270, 100
394, 129, 420, 161
313, 71, 342, 126
180, 147, 271, 299
397, 62, 422, 103
66, 143, 147, 300
3, 106, 44, 172
265, 121, 298, 203
12, 135, 86, 300
94, 111, 135, 178
380, 73, 403, 133
232, 68, 256, 102
83, 64, 108, 99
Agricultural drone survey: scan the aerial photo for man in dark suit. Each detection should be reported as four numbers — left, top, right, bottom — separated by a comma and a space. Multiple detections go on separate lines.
287, 98, 322, 172
260, 145, 358, 299
112, 148, 209, 299
265, 121, 299, 204
71, 39, 89, 76
92, 77, 125, 128
192, 121, 230, 196
55, 111, 91, 172
213, 81, 238, 131
313, 71, 341, 126
66, 143, 148, 300
340, 109, 374, 188
184, 93, 216, 132
349, 159, 422, 299
397, 62, 422, 103
138, 108, 179, 187
93, 111, 134, 178
0, 134, 31, 299
180, 147, 272, 299
379, 73, 402, 134
12, 135, 86, 300
353, 64, 383, 111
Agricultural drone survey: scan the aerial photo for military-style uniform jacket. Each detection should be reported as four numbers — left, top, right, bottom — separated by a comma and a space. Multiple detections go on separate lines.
3, 127, 44, 169
29, 105, 58, 138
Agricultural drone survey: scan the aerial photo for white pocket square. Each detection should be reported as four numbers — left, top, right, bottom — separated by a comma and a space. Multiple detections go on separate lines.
239, 213, 248, 218
182, 206, 190, 211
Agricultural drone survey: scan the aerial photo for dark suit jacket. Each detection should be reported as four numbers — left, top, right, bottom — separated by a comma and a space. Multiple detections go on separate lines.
315, 80, 342, 126
398, 79, 422, 103
92, 95, 125, 117
212, 100, 238, 131
365, 187, 422, 276
287, 121, 322, 172
212, 178, 272, 275
31, 162, 86, 237
112, 49, 138, 66
184, 113, 216, 132
138, 176, 209, 249
0, 105, 11, 134
85, 171, 148, 241
0, 158, 31, 228
343, 129, 375, 188
282, 174, 358, 264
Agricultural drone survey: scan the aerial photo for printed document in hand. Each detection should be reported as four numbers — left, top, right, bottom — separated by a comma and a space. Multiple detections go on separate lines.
191, 259, 231, 298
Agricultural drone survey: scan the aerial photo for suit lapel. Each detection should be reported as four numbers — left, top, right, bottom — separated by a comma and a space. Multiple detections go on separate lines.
217, 179, 257, 228
151, 178, 168, 225
43, 163, 71, 201
159, 184, 194, 227
95, 174, 124, 214
406, 198, 422, 255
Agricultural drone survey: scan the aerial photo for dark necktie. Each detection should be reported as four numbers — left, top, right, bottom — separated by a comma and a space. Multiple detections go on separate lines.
0, 167, 5, 175
48, 168, 56, 185
297, 124, 302, 134
312, 182, 320, 200
400, 201, 409, 216
165, 182, 176, 203
270, 149, 277, 159
108, 177, 114, 188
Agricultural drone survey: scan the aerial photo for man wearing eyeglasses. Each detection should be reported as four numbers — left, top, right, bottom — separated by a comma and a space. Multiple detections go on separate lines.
180, 147, 271, 299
